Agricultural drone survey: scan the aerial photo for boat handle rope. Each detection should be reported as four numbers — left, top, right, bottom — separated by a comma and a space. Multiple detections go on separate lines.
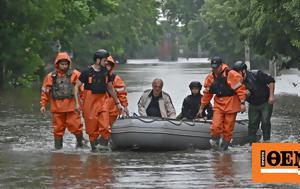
166, 119, 183, 126
131, 113, 158, 123
132, 113, 182, 126
182, 120, 195, 126
131, 113, 248, 126
236, 119, 248, 125
132, 113, 195, 126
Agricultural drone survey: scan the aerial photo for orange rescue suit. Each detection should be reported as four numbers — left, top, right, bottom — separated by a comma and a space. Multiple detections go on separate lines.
107, 73, 128, 126
201, 64, 247, 142
40, 52, 82, 139
79, 66, 111, 142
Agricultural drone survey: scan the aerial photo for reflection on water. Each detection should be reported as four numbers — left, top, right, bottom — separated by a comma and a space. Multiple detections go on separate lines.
212, 153, 235, 186
51, 153, 113, 188
0, 62, 300, 188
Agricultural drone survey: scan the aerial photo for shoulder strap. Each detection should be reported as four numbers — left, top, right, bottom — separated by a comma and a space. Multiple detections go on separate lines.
88, 66, 94, 76
223, 68, 230, 77
51, 70, 58, 82
111, 73, 117, 82
213, 68, 227, 79
65, 69, 74, 77
212, 72, 216, 79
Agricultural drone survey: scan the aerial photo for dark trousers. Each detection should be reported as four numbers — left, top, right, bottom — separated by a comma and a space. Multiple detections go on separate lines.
248, 102, 273, 142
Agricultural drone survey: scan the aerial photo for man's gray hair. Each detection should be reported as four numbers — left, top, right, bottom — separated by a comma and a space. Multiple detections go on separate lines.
152, 78, 163, 88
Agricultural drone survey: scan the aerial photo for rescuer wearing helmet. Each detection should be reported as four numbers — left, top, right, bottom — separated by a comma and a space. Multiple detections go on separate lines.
74, 49, 124, 152
232, 61, 275, 144
197, 57, 247, 151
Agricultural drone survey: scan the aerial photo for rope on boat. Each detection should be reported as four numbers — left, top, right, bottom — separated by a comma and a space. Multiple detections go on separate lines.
165, 119, 183, 126
235, 119, 248, 125
131, 113, 158, 123
132, 113, 199, 126
131, 113, 248, 126
182, 120, 195, 126
132, 113, 183, 126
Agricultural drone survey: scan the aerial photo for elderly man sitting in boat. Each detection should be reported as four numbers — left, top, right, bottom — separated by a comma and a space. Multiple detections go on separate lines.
138, 78, 176, 118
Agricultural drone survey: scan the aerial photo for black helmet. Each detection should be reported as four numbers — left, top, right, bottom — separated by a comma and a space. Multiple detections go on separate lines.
211, 56, 223, 68
232, 61, 247, 71
189, 81, 202, 90
93, 49, 110, 61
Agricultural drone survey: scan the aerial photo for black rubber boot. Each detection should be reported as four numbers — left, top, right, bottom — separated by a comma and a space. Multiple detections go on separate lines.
90, 141, 97, 152
97, 137, 108, 146
209, 136, 220, 150
76, 134, 83, 148
220, 140, 230, 151
54, 138, 63, 150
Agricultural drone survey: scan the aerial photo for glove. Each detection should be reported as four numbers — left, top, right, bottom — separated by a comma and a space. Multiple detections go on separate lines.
123, 107, 130, 116
116, 103, 125, 112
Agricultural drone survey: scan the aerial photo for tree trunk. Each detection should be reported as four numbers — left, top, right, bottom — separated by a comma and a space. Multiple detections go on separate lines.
269, 57, 277, 78
244, 40, 251, 70
0, 64, 4, 89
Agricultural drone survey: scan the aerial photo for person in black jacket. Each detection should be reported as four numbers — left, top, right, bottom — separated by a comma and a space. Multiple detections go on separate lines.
232, 61, 275, 143
177, 81, 213, 120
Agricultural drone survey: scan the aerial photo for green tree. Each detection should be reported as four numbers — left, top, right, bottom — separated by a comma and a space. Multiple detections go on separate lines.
72, 0, 160, 66
161, 0, 204, 56
189, 0, 300, 68
240, 0, 300, 68
0, 0, 59, 87
188, 0, 248, 64
0, 0, 114, 88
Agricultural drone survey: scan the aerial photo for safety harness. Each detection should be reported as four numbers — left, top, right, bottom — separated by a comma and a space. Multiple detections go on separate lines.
51, 69, 74, 100
209, 69, 236, 97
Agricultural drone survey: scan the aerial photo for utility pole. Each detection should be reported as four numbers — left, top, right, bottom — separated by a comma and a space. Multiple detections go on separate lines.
55, 40, 61, 53
245, 40, 250, 70
269, 56, 276, 78
0, 63, 4, 88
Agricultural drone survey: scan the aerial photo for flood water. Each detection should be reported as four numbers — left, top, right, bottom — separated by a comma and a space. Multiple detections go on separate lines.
0, 62, 299, 188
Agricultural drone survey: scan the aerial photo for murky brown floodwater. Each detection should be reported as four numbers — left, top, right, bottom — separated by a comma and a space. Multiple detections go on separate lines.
0, 62, 299, 188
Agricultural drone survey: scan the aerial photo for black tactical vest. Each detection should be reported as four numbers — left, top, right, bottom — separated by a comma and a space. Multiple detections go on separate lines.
209, 70, 236, 97
51, 70, 74, 100
87, 67, 108, 94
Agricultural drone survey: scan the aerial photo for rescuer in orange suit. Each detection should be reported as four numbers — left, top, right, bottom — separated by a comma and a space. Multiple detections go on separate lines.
197, 57, 247, 151
74, 49, 124, 152
106, 55, 129, 126
40, 52, 83, 150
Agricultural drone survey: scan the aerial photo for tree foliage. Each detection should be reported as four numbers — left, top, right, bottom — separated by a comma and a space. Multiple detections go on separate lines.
161, 0, 204, 28
0, 0, 113, 87
71, 0, 161, 66
203, 0, 300, 67
191, 0, 246, 64
1, 0, 299, 88
163, 0, 300, 68
161, 0, 204, 56
240, 0, 300, 68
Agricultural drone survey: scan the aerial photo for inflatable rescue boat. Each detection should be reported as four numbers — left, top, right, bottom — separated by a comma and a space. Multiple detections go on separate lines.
110, 116, 259, 151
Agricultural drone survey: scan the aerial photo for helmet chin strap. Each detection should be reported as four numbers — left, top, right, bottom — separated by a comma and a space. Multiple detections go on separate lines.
242, 70, 247, 79
95, 58, 101, 64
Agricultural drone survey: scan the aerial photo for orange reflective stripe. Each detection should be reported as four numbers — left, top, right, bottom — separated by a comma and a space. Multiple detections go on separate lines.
41, 86, 50, 93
